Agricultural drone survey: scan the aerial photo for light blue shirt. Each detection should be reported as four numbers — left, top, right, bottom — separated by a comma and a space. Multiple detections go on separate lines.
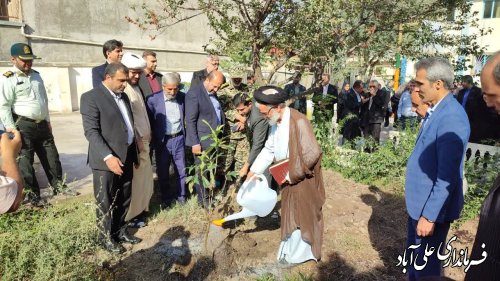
164, 95, 182, 135
398, 90, 418, 118
206, 89, 222, 125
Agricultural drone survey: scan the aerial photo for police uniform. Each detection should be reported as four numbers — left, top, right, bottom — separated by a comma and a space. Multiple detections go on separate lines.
0, 43, 66, 200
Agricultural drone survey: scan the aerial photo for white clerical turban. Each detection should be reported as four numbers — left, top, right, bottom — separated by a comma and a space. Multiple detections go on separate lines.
121, 52, 146, 70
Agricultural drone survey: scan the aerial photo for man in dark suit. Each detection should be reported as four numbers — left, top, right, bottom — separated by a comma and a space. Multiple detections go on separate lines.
138, 50, 163, 98
190, 54, 221, 89
284, 71, 307, 114
362, 80, 389, 143
342, 80, 368, 143
81, 63, 141, 254
91, 40, 123, 89
185, 70, 225, 207
457, 75, 500, 143
312, 73, 338, 121
405, 57, 470, 281
147, 73, 187, 207
465, 51, 500, 280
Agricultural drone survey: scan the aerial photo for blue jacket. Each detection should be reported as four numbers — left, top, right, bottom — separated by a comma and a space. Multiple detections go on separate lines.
91, 62, 108, 89
146, 91, 185, 147
405, 94, 470, 223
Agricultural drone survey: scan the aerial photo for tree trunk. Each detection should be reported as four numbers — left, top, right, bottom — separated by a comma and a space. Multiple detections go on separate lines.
252, 41, 264, 85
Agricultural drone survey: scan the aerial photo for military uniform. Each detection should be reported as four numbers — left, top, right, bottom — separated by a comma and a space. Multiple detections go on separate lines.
219, 82, 250, 174
0, 43, 66, 200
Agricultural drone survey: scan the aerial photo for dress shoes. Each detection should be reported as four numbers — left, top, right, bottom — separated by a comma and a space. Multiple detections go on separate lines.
117, 229, 142, 244
100, 240, 125, 254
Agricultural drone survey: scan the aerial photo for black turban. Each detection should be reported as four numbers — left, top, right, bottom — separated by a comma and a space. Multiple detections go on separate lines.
253, 85, 288, 105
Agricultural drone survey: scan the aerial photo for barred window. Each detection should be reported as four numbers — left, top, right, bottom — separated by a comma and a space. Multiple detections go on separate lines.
483, 0, 500, 18
0, 0, 21, 22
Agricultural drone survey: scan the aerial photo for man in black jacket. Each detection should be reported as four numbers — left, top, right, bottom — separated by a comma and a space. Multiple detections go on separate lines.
312, 73, 338, 121
81, 63, 141, 253
465, 51, 500, 281
362, 80, 389, 143
457, 75, 500, 143
190, 54, 221, 89
91, 39, 123, 89
231, 93, 270, 179
138, 50, 163, 98
342, 80, 368, 143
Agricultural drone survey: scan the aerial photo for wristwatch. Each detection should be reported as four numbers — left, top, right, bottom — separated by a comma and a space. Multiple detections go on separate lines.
423, 216, 435, 223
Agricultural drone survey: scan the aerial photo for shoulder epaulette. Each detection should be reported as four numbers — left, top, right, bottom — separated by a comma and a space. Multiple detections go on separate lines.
3, 71, 14, 78
31, 69, 39, 74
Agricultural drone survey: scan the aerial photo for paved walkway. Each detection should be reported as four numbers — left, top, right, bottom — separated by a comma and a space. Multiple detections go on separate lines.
36, 112, 398, 198
36, 112, 93, 198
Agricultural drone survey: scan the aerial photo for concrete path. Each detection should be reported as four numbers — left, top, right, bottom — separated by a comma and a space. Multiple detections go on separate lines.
36, 112, 93, 198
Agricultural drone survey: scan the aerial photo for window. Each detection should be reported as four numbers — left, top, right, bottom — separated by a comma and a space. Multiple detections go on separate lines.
483, 0, 500, 18
0, 0, 21, 22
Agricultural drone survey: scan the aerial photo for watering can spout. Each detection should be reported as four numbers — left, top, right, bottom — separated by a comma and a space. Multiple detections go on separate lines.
211, 174, 277, 226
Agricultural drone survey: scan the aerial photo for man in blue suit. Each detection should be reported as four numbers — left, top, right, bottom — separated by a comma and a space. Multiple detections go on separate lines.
404, 57, 470, 281
147, 73, 187, 207
91, 40, 123, 88
185, 70, 225, 207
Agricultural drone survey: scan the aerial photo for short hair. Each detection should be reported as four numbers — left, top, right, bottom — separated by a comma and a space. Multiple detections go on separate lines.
322, 73, 330, 79
247, 71, 255, 78
206, 54, 219, 61
142, 50, 156, 58
370, 80, 380, 88
162, 73, 180, 85
462, 75, 473, 84
104, 62, 128, 77
488, 50, 500, 85
414, 57, 454, 89
232, 93, 251, 107
353, 80, 363, 89
102, 39, 123, 59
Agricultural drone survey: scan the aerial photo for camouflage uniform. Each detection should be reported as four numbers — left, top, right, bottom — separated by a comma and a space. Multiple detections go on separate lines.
219, 81, 250, 174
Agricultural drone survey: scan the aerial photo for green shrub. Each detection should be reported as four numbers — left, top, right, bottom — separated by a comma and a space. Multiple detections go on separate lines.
0, 196, 99, 281
458, 153, 500, 224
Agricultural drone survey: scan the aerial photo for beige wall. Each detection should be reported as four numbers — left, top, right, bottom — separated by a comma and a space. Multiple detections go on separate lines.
472, 0, 500, 54
0, 0, 218, 112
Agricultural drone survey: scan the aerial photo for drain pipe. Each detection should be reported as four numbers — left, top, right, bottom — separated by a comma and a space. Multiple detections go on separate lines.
20, 25, 208, 55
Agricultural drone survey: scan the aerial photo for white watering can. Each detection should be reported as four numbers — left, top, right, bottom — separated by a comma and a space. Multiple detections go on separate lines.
212, 175, 277, 226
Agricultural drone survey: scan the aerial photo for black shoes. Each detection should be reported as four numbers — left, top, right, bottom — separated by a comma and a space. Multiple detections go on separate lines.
23, 194, 48, 207
100, 240, 126, 254
117, 229, 142, 244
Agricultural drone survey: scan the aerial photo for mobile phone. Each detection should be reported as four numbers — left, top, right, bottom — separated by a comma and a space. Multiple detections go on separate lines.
0, 130, 15, 139
231, 124, 239, 133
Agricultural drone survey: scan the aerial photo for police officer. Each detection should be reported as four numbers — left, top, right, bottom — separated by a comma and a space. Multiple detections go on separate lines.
0, 43, 77, 205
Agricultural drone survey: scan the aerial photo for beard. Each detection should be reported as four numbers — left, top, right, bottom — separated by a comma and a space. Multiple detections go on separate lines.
164, 93, 176, 100
267, 111, 280, 126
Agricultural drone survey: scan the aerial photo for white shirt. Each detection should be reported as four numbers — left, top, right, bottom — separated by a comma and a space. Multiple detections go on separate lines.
250, 107, 290, 175
0, 175, 17, 214
322, 84, 328, 97
103, 84, 135, 161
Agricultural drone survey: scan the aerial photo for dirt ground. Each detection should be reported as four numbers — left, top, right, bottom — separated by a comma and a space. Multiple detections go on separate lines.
106, 170, 478, 281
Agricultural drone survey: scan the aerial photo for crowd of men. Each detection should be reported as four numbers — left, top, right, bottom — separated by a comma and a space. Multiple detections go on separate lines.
1, 39, 499, 279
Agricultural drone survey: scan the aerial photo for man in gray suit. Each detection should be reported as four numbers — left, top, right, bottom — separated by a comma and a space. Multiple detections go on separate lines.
231, 93, 270, 179
80, 63, 141, 254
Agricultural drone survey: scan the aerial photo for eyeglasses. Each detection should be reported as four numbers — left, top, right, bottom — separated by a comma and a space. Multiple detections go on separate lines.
369, 85, 376, 88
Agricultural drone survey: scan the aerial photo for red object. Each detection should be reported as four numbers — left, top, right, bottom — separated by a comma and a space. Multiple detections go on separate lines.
269, 159, 289, 184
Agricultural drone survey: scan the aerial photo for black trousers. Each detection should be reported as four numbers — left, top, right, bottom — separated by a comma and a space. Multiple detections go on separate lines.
16, 118, 63, 196
92, 145, 134, 242
363, 123, 382, 143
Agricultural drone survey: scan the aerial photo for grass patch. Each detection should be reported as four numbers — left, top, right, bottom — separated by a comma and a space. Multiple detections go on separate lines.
0, 195, 99, 280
